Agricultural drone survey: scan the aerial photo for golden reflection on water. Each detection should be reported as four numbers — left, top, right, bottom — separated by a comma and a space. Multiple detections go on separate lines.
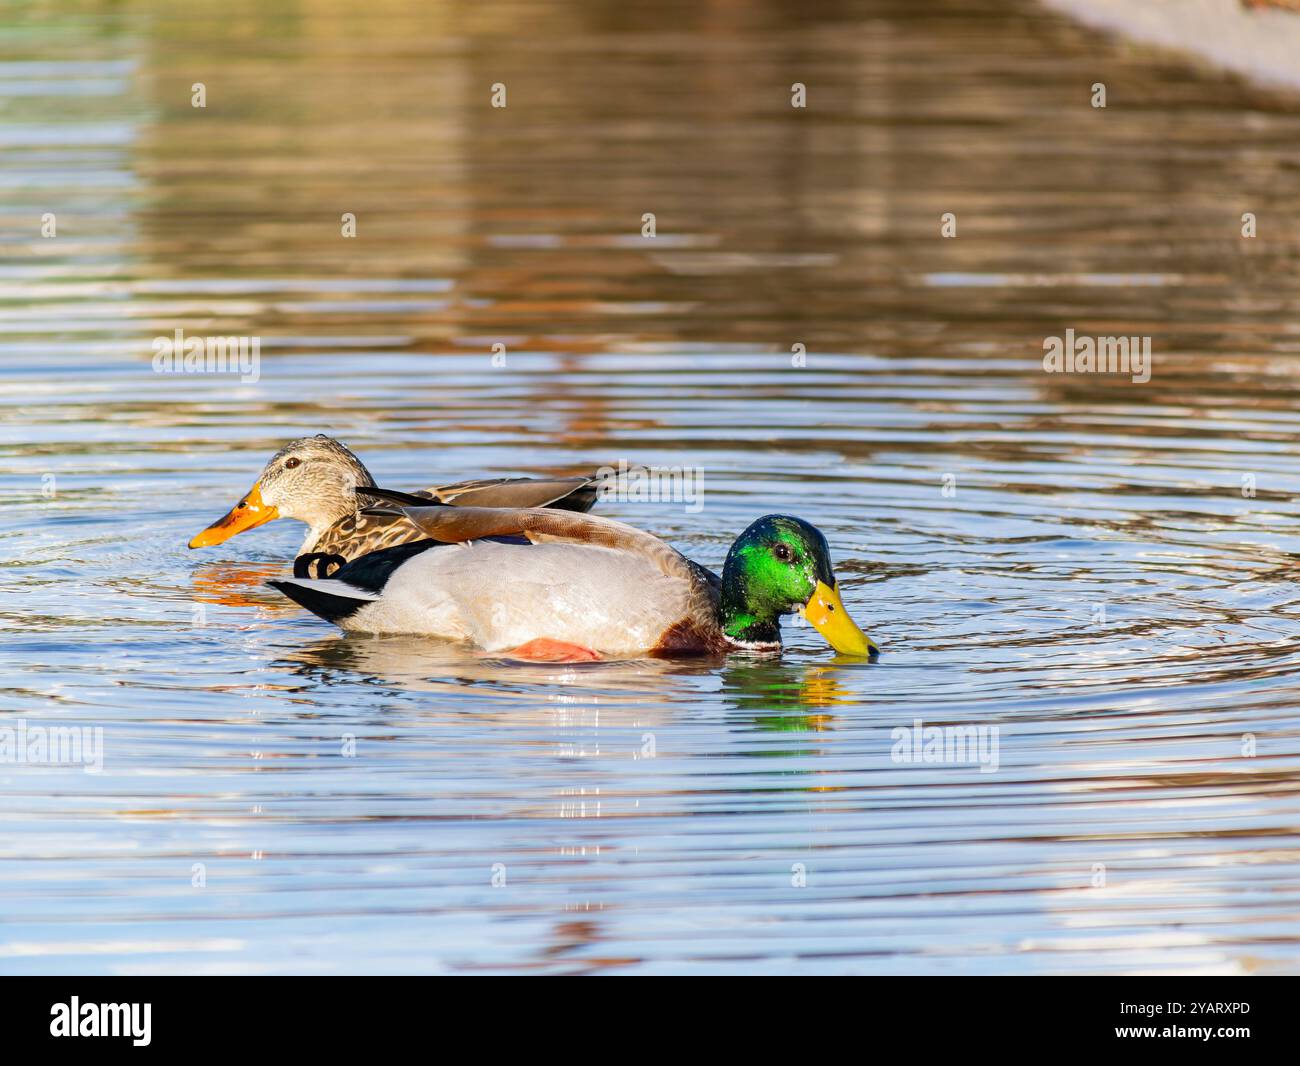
4, 0, 1300, 973
190, 562, 288, 609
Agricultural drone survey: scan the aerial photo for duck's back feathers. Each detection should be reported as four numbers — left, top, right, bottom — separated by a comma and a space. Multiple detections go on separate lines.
302, 473, 605, 562
275, 500, 725, 657
357, 494, 697, 578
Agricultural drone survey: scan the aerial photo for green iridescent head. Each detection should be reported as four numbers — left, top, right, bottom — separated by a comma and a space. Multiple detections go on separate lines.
719, 515, 877, 656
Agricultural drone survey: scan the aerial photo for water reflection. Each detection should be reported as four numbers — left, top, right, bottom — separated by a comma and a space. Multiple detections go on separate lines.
190, 562, 288, 609
721, 657, 861, 724
277, 631, 720, 699
3, 0, 1300, 974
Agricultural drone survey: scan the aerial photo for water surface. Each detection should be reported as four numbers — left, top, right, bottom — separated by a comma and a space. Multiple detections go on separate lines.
3, 0, 1300, 974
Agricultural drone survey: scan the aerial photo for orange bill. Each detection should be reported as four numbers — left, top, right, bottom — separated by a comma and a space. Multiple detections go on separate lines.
188, 482, 279, 548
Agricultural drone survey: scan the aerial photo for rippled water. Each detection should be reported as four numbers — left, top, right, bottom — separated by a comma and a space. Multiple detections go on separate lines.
4, 0, 1300, 975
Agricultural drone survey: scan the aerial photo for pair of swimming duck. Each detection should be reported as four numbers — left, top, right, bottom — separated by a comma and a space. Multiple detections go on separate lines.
189, 434, 877, 661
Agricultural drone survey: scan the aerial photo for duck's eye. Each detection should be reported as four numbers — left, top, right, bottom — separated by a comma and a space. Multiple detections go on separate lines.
284, 457, 302, 469
773, 543, 792, 562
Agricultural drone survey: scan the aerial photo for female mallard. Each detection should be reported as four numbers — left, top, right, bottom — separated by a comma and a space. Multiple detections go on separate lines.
187, 434, 607, 565
267, 489, 877, 660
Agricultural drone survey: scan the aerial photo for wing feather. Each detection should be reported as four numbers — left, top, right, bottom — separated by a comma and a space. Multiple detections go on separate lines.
426, 475, 600, 512
357, 489, 701, 586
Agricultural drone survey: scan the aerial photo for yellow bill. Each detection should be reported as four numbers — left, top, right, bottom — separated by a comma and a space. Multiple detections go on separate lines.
188, 482, 279, 548
800, 580, 878, 657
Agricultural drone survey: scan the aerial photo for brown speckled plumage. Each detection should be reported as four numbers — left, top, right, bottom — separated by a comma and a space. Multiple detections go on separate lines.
308, 476, 601, 562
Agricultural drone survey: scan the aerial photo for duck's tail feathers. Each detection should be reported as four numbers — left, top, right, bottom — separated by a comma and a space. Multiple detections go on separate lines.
267, 578, 380, 624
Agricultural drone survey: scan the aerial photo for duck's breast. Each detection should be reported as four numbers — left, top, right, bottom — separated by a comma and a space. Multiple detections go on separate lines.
347, 540, 697, 655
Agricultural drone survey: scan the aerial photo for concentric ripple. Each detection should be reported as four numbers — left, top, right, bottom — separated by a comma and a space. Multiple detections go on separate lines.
2, 0, 1300, 974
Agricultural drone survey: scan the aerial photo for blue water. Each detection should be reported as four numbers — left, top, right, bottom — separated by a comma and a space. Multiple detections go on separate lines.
3, 0, 1300, 974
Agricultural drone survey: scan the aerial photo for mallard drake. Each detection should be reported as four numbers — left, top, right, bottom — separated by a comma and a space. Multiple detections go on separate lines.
187, 434, 606, 564
267, 488, 877, 660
